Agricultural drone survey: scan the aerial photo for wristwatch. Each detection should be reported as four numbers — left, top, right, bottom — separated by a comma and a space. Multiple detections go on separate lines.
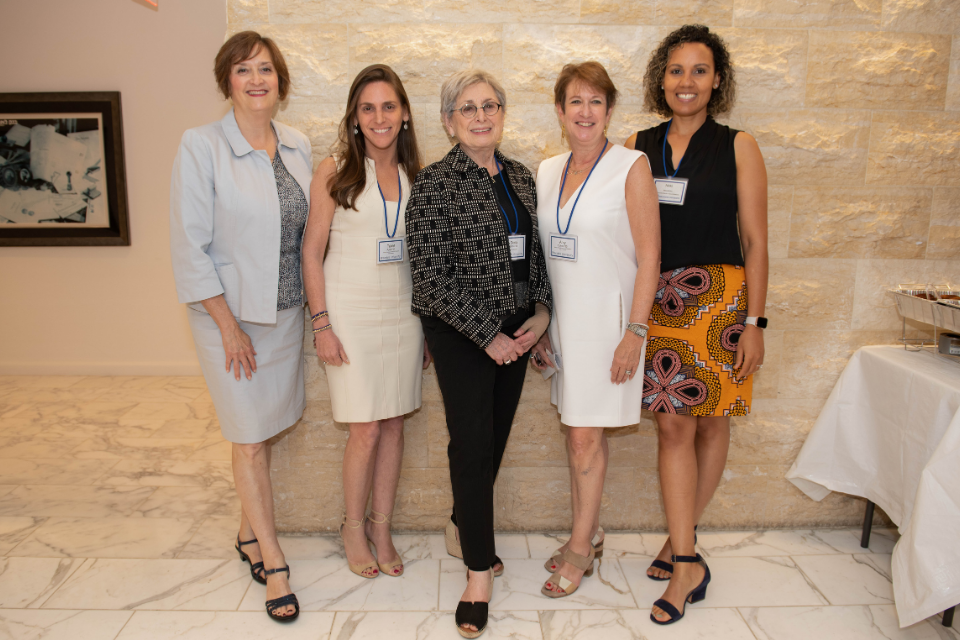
745, 316, 768, 329
626, 322, 649, 339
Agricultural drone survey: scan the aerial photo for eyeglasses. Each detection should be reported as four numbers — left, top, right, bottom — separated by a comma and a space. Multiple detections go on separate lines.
453, 102, 502, 119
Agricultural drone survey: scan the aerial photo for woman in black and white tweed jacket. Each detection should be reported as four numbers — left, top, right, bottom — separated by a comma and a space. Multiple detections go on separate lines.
406, 69, 552, 638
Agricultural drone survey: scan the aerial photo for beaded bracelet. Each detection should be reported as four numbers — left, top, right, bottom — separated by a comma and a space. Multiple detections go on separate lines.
312, 323, 333, 334
310, 310, 329, 323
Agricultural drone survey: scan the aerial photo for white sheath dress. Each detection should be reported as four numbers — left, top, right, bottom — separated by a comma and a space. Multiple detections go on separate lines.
536, 144, 649, 427
323, 158, 424, 423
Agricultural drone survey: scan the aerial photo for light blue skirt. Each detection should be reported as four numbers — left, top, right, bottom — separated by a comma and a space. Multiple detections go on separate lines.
188, 306, 305, 443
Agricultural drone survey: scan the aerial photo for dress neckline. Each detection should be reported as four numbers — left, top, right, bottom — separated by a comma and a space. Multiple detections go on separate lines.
558, 145, 614, 211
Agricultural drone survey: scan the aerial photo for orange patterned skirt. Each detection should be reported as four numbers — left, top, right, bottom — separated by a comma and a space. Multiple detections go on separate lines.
642, 264, 752, 417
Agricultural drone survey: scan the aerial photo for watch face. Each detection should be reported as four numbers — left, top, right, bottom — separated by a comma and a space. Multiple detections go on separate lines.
757, 317, 768, 329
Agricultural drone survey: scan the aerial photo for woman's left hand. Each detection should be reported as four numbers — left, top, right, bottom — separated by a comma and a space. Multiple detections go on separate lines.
610, 332, 644, 385
423, 340, 433, 370
734, 324, 764, 381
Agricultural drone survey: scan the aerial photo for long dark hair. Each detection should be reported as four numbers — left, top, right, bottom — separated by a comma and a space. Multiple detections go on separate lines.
329, 64, 422, 211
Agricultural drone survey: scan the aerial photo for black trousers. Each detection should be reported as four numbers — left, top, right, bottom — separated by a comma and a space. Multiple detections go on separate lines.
421, 315, 530, 571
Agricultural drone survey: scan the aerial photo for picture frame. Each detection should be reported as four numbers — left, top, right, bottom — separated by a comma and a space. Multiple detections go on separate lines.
0, 92, 130, 246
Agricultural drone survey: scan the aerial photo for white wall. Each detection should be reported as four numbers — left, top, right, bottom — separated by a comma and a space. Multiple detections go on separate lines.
0, 0, 227, 374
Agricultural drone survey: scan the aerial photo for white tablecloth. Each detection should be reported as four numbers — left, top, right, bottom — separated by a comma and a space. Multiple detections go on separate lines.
787, 345, 960, 627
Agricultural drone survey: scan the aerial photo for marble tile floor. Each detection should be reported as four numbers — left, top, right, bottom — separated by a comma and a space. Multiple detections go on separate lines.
0, 375, 957, 639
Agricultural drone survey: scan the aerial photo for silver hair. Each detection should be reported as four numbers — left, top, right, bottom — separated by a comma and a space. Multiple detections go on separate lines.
440, 68, 507, 117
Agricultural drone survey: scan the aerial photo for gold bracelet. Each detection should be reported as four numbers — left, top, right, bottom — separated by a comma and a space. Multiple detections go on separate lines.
312, 324, 332, 334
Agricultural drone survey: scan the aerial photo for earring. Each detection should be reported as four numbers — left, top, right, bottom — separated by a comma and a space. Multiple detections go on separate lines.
403, 121, 408, 130
560, 123, 568, 146
354, 125, 359, 135
603, 124, 609, 138
713, 84, 718, 89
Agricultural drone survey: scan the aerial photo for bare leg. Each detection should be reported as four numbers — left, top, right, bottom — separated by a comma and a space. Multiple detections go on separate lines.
365, 415, 404, 571
647, 416, 731, 579
341, 421, 381, 577
549, 429, 608, 571
545, 427, 606, 593
233, 442, 295, 617
652, 414, 705, 622
692, 416, 731, 519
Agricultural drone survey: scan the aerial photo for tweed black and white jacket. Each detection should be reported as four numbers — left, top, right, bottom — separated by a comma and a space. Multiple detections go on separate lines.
407, 145, 553, 348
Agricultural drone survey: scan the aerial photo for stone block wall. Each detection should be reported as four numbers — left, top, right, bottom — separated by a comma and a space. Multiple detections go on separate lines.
226, 0, 960, 532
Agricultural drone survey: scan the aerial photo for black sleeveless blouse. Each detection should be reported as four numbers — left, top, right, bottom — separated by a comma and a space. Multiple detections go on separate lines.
634, 117, 744, 272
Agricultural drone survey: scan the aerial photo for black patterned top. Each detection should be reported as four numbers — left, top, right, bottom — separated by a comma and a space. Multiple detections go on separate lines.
272, 152, 308, 310
407, 145, 552, 348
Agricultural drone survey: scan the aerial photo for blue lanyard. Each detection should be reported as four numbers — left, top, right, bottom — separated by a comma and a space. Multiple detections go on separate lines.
493, 157, 520, 235
376, 167, 402, 239
661, 119, 683, 178
556, 138, 608, 235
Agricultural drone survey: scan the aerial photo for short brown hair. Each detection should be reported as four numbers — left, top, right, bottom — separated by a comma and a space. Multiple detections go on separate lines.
214, 31, 291, 101
554, 61, 619, 111
643, 24, 736, 118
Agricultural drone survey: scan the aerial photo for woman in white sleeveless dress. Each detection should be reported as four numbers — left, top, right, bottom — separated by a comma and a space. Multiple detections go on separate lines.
302, 65, 429, 581
532, 62, 661, 599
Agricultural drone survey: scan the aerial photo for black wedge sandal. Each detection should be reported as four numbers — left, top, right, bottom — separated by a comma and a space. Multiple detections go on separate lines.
647, 525, 698, 582
455, 568, 491, 638
455, 601, 488, 638
235, 535, 266, 585
650, 553, 710, 625
264, 565, 299, 623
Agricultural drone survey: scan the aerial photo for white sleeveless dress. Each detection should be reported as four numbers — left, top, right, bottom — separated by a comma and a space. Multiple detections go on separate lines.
536, 144, 649, 427
323, 158, 424, 423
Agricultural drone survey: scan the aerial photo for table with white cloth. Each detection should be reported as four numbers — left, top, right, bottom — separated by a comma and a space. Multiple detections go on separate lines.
786, 345, 960, 628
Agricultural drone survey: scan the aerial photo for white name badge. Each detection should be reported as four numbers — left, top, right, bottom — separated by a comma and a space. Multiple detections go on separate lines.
549, 233, 578, 262
377, 237, 405, 264
654, 177, 689, 205
508, 235, 526, 261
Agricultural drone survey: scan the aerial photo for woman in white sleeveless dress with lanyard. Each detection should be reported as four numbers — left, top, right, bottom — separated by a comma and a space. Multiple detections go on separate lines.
302, 65, 429, 581
532, 62, 661, 599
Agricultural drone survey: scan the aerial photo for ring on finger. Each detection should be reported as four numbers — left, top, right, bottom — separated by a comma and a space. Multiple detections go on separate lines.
626, 370, 632, 375
505, 359, 512, 365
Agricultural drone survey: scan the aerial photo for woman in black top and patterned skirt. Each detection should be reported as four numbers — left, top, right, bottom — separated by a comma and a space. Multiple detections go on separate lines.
625, 24, 769, 625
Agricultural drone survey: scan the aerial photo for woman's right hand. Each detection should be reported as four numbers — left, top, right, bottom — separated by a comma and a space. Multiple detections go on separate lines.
315, 329, 350, 366
484, 332, 524, 366
530, 332, 556, 371
221, 324, 257, 381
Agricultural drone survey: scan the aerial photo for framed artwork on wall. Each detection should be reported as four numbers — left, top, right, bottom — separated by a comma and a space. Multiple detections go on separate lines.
0, 92, 130, 246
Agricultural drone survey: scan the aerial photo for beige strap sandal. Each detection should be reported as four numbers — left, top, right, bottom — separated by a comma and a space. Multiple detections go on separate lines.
541, 546, 595, 598
339, 514, 379, 579
366, 510, 404, 577
544, 526, 604, 572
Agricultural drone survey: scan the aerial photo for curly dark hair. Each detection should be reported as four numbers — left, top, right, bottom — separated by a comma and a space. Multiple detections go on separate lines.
643, 24, 736, 118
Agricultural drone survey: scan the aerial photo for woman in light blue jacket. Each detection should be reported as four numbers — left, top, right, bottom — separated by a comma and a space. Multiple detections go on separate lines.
169, 31, 309, 623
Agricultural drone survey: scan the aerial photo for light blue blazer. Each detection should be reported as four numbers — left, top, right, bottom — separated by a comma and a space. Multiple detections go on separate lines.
169, 109, 313, 324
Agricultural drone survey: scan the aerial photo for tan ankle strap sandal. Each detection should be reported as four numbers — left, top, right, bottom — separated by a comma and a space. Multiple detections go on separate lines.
339, 514, 379, 579
366, 510, 404, 577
